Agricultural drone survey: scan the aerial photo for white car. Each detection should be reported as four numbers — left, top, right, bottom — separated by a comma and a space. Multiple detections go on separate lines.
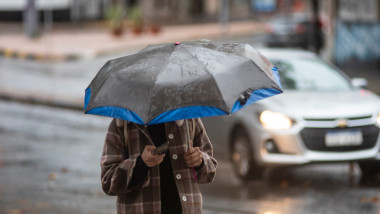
202, 48, 380, 181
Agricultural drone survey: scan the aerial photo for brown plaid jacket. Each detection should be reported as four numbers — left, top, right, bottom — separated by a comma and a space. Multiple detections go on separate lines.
101, 118, 217, 214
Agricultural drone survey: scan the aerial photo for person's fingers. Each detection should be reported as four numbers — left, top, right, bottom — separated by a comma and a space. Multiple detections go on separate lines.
188, 147, 200, 153
186, 158, 203, 167
184, 147, 202, 161
143, 145, 156, 156
144, 145, 156, 152
148, 154, 165, 166
156, 155, 165, 164
184, 147, 200, 157
184, 148, 203, 167
151, 154, 165, 162
147, 153, 165, 162
184, 152, 203, 163
144, 154, 165, 167
185, 154, 203, 164
142, 145, 164, 167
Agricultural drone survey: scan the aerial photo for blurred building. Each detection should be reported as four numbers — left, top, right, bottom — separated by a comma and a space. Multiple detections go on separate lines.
332, 0, 380, 70
0, 0, 107, 21
2, 0, 378, 71
137, 0, 255, 24
253, 0, 380, 70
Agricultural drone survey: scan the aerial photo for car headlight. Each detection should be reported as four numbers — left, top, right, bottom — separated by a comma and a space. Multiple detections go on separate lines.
260, 110, 292, 130
377, 112, 380, 125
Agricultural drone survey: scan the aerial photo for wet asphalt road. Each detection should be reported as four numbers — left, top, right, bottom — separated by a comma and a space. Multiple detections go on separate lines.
0, 100, 114, 214
0, 100, 379, 214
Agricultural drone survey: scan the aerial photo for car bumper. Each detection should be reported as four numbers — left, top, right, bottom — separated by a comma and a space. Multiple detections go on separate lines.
261, 149, 380, 165
255, 123, 380, 166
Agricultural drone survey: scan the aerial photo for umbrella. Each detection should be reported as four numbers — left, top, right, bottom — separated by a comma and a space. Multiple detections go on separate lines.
84, 40, 283, 125
85, 40, 282, 183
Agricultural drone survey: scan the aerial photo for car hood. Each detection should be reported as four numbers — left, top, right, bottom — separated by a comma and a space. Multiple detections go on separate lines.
258, 89, 380, 119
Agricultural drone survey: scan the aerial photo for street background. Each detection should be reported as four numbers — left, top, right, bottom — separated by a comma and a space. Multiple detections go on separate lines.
1, 0, 380, 214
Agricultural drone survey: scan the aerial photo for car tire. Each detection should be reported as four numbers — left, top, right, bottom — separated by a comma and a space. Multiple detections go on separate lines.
230, 127, 265, 181
358, 160, 380, 178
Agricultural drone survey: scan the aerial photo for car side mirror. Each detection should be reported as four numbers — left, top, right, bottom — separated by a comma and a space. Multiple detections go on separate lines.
351, 78, 368, 89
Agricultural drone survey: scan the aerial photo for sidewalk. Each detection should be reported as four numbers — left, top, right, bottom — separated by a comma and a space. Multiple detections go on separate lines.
0, 21, 265, 61
0, 21, 265, 110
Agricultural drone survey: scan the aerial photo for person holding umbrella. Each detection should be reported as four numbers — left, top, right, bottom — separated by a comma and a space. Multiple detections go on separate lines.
85, 40, 283, 214
100, 118, 217, 214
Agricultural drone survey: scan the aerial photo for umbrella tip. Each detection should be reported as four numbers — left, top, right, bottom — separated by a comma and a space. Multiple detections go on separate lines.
175, 42, 181, 45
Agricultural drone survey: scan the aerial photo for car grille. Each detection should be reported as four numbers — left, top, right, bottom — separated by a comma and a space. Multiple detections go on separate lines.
300, 125, 379, 152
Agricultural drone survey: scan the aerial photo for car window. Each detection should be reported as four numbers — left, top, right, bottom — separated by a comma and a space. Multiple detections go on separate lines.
271, 58, 351, 91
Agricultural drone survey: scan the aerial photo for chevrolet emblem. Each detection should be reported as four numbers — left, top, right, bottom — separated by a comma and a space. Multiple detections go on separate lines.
336, 119, 349, 127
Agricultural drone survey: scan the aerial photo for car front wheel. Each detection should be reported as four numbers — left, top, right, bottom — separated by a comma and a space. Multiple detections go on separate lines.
230, 127, 265, 181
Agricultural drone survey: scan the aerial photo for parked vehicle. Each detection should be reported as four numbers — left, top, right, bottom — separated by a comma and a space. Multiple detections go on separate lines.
265, 14, 312, 49
202, 48, 380, 181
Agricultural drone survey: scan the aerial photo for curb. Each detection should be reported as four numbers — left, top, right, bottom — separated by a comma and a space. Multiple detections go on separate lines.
0, 21, 265, 62
0, 92, 83, 111
0, 48, 80, 62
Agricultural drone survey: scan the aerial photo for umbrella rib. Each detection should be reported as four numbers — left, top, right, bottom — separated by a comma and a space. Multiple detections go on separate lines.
140, 54, 156, 123
181, 45, 231, 111
173, 46, 184, 78
146, 45, 177, 123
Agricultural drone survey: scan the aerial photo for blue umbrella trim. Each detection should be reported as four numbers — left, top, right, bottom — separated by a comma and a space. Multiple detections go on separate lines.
87, 105, 146, 125
148, 106, 227, 125
231, 66, 283, 113
85, 87, 282, 125
84, 87, 91, 110
231, 88, 282, 113
85, 88, 228, 125
272, 66, 283, 89
84, 88, 145, 124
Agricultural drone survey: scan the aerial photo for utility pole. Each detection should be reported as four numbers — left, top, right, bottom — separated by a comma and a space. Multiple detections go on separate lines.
219, 0, 229, 34
24, 0, 39, 38
325, 0, 337, 63
311, 0, 322, 54
44, 6, 53, 34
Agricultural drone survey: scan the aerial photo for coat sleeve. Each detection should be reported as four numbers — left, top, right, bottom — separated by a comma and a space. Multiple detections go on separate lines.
100, 119, 147, 196
192, 118, 218, 184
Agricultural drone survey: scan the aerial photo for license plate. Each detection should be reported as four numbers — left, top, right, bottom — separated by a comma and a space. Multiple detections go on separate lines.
325, 130, 363, 147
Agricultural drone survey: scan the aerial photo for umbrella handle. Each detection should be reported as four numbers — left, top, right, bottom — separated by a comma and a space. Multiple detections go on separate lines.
185, 118, 196, 148
186, 120, 198, 183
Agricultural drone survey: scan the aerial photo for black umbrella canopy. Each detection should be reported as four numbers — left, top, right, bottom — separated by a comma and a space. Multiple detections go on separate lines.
85, 40, 282, 124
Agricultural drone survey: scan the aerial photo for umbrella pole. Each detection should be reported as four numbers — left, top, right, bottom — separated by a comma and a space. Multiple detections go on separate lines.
186, 120, 191, 149
186, 120, 197, 183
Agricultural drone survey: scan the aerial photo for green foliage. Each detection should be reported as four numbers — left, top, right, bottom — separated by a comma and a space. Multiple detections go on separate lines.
128, 6, 142, 27
106, 4, 124, 29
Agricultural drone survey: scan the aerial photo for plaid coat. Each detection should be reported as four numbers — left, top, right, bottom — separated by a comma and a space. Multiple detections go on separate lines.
101, 118, 217, 214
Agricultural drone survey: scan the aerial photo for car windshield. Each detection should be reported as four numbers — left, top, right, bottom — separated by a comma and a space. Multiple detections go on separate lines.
271, 58, 352, 91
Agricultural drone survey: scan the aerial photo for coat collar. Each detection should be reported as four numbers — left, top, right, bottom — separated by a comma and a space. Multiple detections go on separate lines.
174, 119, 184, 127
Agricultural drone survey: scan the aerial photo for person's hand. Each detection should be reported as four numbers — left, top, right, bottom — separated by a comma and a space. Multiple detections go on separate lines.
141, 145, 165, 167
184, 147, 204, 168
